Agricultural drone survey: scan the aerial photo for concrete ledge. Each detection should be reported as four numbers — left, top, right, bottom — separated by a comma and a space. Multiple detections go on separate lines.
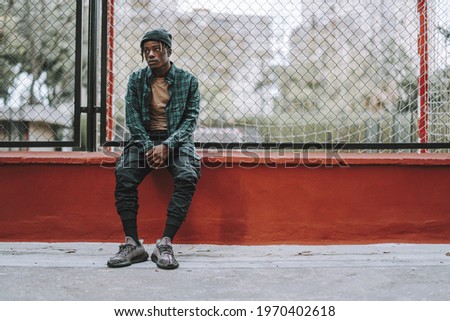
0, 152, 111, 165
1, 151, 450, 166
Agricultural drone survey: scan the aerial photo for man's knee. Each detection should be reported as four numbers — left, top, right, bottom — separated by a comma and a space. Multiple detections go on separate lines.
116, 146, 147, 170
170, 155, 200, 183
115, 166, 145, 194
174, 163, 200, 186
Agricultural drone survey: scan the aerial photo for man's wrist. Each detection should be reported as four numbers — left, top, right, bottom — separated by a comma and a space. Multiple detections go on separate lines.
162, 136, 175, 149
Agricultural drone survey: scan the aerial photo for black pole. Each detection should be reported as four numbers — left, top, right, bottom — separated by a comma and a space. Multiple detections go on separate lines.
86, 0, 98, 151
100, 0, 108, 146
73, 0, 83, 148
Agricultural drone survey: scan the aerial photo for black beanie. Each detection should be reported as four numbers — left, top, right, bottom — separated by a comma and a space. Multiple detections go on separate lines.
140, 28, 172, 49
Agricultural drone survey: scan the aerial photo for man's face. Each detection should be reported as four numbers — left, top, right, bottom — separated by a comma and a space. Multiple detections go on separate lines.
143, 41, 171, 70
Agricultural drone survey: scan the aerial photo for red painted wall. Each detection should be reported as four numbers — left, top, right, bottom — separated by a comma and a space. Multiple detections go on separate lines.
1, 152, 449, 244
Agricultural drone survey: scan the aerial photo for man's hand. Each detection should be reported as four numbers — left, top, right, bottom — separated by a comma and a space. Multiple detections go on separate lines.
146, 144, 169, 169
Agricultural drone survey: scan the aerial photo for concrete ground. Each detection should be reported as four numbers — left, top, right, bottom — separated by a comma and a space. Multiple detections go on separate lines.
0, 242, 449, 301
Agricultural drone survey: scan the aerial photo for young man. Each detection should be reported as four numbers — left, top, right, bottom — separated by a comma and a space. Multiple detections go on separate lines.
107, 29, 201, 270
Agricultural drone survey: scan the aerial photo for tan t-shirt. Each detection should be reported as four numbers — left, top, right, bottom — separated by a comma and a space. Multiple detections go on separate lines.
149, 77, 169, 131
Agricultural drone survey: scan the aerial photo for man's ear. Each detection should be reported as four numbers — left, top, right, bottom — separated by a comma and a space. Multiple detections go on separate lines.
167, 48, 172, 57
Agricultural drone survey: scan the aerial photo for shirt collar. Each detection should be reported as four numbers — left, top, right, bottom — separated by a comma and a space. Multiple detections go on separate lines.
146, 62, 175, 85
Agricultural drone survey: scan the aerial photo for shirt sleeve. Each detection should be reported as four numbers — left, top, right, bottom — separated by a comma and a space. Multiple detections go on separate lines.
125, 73, 153, 152
163, 76, 200, 149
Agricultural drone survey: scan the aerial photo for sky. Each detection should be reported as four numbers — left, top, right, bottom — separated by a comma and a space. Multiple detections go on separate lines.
178, 0, 276, 16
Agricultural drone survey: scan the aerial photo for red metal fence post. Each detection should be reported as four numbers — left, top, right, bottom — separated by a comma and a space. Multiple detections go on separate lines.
106, 0, 114, 142
418, 0, 429, 153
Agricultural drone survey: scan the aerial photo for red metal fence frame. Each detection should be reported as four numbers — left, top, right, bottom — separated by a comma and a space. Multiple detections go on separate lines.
418, 0, 429, 153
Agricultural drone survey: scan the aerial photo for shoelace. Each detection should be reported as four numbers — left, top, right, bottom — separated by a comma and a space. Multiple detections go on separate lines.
116, 244, 135, 256
158, 244, 173, 256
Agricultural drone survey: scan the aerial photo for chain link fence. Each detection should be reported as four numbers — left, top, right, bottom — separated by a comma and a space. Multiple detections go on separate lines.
1, 0, 449, 152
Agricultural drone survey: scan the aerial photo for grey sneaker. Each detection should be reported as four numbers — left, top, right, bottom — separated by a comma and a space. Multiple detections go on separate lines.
151, 237, 179, 269
107, 236, 149, 268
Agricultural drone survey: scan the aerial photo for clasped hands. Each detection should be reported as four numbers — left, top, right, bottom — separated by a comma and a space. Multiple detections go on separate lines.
146, 144, 169, 169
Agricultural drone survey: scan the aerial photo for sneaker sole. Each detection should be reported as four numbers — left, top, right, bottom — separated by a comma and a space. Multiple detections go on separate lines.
151, 253, 179, 270
107, 251, 149, 268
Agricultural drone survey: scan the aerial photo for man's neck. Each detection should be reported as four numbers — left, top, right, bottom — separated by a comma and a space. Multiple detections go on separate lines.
151, 62, 171, 78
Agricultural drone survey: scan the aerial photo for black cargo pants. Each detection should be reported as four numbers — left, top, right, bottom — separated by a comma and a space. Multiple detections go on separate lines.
114, 131, 201, 228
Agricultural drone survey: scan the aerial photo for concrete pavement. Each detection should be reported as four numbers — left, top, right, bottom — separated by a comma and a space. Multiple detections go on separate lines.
0, 242, 449, 300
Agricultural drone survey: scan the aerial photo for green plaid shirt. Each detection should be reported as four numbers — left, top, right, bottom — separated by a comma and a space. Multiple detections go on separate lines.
124, 62, 200, 159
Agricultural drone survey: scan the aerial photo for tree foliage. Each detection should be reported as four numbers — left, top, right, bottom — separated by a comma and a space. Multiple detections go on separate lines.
0, 0, 76, 105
